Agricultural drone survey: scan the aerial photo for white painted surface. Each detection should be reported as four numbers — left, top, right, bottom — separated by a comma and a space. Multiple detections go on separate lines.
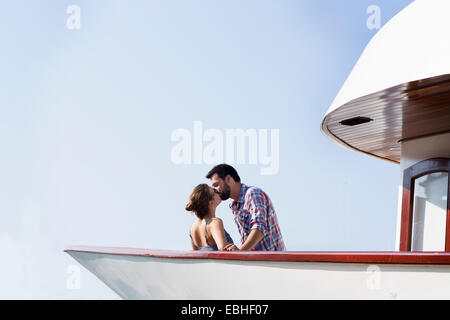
411, 173, 448, 251
400, 133, 450, 172
324, 0, 450, 118
68, 251, 450, 300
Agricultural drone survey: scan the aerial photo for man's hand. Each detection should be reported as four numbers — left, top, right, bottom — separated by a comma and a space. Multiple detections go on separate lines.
223, 243, 239, 251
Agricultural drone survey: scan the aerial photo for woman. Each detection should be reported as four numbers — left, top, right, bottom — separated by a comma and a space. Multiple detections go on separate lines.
185, 184, 234, 251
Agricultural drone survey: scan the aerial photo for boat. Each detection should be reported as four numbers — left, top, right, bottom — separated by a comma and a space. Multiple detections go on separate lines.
65, 0, 450, 299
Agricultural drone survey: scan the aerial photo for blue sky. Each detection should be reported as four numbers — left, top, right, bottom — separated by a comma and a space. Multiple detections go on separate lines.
0, 0, 414, 299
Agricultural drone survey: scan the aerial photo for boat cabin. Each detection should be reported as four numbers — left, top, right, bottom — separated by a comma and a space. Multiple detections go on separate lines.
321, 0, 450, 253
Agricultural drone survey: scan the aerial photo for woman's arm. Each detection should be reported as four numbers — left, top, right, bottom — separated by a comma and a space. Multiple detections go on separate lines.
191, 239, 199, 250
189, 227, 198, 250
208, 218, 230, 250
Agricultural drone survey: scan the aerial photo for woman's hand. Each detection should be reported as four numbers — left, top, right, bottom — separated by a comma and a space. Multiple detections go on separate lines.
223, 243, 239, 251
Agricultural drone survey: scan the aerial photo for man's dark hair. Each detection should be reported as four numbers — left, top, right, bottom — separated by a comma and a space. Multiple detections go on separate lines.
206, 164, 241, 182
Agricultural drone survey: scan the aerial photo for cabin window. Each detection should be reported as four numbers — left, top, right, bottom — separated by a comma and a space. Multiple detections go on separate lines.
400, 158, 450, 252
411, 172, 448, 251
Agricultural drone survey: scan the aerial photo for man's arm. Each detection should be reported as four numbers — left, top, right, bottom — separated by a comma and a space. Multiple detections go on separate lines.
240, 229, 264, 250
224, 229, 264, 251
241, 188, 267, 250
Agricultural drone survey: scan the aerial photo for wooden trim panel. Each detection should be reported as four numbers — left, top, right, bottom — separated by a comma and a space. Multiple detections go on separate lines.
65, 246, 450, 265
321, 74, 450, 163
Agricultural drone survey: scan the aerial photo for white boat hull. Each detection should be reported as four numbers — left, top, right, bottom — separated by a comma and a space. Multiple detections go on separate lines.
67, 249, 450, 299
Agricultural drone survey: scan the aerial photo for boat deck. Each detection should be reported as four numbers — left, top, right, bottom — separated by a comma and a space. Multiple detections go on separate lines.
65, 246, 450, 265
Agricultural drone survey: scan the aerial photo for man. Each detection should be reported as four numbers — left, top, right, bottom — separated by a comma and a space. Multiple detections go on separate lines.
206, 164, 285, 251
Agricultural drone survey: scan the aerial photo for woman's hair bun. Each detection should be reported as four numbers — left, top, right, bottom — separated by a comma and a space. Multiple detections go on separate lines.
185, 184, 213, 219
185, 201, 197, 212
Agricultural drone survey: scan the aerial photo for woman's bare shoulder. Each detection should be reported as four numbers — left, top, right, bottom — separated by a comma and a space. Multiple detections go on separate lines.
190, 220, 200, 232
208, 217, 224, 227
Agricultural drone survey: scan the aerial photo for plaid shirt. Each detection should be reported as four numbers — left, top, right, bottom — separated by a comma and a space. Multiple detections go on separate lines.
230, 184, 285, 251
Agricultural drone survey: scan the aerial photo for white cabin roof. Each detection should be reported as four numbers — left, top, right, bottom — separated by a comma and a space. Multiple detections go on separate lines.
326, 0, 450, 117
321, 0, 450, 163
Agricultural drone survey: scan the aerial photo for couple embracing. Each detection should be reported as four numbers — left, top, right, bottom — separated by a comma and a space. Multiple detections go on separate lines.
186, 164, 285, 251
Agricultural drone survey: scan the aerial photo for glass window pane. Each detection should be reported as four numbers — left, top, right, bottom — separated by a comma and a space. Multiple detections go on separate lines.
411, 172, 448, 251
